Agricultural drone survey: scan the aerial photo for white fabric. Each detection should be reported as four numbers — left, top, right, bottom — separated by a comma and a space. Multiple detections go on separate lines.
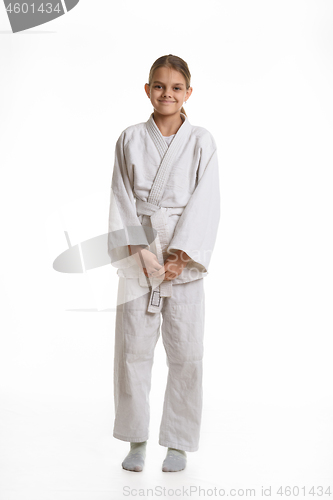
107, 112, 221, 295
163, 133, 175, 146
113, 276, 205, 452
109, 112, 219, 451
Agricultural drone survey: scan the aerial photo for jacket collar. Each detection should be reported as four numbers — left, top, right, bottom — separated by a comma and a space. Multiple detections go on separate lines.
146, 112, 191, 159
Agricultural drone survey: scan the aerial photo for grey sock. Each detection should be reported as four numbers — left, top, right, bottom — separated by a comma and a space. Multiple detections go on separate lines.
122, 441, 147, 472
162, 447, 187, 472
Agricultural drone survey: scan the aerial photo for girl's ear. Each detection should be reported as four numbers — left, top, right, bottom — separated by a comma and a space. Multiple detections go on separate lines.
186, 87, 193, 99
144, 83, 150, 98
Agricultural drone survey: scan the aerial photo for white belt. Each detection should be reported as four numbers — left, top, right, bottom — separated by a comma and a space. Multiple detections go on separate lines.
135, 198, 185, 313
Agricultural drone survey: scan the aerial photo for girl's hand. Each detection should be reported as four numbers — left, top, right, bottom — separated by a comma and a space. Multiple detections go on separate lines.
151, 250, 191, 281
128, 245, 163, 277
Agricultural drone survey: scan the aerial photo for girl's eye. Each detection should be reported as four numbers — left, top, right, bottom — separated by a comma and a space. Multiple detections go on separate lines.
154, 86, 181, 91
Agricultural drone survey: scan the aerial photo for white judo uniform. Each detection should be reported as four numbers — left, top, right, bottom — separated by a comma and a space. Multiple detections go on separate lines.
108, 112, 220, 452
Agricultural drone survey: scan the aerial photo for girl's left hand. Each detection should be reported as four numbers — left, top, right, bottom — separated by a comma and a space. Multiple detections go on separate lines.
163, 259, 187, 280
150, 250, 190, 281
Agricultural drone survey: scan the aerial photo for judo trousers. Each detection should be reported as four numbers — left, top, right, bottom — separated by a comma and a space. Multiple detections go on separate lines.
113, 276, 205, 452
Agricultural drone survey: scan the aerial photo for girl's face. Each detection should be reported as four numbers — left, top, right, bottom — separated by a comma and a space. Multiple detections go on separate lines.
146, 66, 192, 117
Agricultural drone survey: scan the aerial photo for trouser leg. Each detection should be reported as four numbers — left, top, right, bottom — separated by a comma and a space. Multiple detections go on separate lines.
159, 278, 205, 452
113, 277, 160, 442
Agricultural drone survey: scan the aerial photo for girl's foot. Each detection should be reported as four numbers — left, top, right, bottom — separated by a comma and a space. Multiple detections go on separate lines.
122, 441, 147, 472
162, 447, 187, 472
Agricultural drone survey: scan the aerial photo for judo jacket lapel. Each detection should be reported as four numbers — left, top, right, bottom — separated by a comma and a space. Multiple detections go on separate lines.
146, 112, 190, 205
140, 112, 191, 313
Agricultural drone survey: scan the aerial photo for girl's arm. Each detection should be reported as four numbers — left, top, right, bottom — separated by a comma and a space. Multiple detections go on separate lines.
166, 144, 221, 274
108, 132, 149, 268
127, 244, 146, 255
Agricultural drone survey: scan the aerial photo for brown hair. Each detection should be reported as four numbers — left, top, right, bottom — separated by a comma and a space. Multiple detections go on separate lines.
148, 54, 191, 117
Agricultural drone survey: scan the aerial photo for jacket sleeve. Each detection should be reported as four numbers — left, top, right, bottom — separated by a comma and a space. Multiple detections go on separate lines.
107, 131, 150, 269
166, 142, 221, 274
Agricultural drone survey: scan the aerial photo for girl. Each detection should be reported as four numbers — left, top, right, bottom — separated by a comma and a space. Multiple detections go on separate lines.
108, 54, 220, 472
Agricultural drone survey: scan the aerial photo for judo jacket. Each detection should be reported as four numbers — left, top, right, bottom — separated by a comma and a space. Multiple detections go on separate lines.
108, 112, 221, 313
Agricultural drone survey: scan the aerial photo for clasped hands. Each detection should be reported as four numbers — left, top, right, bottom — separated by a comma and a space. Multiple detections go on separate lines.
128, 245, 190, 281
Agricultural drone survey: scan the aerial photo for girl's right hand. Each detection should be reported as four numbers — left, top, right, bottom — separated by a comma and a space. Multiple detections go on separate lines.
128, 246, 164, 278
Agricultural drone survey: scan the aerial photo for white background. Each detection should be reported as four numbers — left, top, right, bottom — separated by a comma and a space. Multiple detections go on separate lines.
1, 1, 333, 498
